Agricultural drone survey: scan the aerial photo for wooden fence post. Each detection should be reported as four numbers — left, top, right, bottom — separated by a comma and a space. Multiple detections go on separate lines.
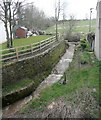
40, 42, 41, 51
15, 47, 19, 61
51, 37, 54, 42
58, 33, 60, 41
30, 44, 33, 54
50, 37, 52, 43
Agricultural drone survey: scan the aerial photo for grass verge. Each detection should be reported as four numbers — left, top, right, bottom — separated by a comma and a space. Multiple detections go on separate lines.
1, 35, 51, 49
22, 41, 100, 118
2, 79, 33, 96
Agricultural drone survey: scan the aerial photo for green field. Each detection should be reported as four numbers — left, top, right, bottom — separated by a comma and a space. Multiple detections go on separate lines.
1, 35, 51, 50
1, 19, 96, 50
74, 19, 96, 33
45, 19, 96, 34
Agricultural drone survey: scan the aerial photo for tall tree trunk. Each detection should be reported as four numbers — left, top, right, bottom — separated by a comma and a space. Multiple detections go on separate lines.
5, 23, 10, 48
56, 19, 58, 40
9, 2, 13, 47
12, 12, 16, 39
55, 0, 60, 41
55, 7, 58, 41
4, 2, 10, 48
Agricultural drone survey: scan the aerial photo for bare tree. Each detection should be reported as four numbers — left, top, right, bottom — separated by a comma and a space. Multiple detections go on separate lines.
0, 0, 30, 48
62, 2, 67, 34
0, 0, 55, 48
21, 4, 54, 30
0, 0, 20, 47
68, 14, 77, 34
55, 0, 61, 40
64, 14, 77, 41
0, 1, 10, 47
55, 0, 67, 40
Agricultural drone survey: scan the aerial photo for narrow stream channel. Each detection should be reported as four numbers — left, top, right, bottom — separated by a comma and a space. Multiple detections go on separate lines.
2, 43, 75, 118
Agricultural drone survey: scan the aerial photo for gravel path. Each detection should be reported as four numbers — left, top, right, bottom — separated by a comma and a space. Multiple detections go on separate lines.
2, 42, 75, 118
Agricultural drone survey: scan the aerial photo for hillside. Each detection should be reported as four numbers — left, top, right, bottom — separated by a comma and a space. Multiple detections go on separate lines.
45, 19, 96, 34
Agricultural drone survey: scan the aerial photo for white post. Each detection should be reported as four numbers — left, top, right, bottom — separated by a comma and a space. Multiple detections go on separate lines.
95, 1, 101, 60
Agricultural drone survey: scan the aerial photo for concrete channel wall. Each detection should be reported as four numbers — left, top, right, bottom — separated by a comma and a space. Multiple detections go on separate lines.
2, 41, 67, 107
95, 0, 101, 60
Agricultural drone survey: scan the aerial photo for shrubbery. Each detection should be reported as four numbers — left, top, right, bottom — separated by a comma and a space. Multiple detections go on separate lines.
80, 38, 87, 51
64, 32, 81, 42
80, 38, 93, 52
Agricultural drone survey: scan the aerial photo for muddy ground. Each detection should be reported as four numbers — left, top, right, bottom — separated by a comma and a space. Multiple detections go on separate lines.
12, 87, 100, 119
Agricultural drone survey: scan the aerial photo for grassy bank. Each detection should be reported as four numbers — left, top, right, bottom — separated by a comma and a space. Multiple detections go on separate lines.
20, 40, 100, 118
2, 41, 66, 95
1, 35, 51, 49
2, 78, 33, 96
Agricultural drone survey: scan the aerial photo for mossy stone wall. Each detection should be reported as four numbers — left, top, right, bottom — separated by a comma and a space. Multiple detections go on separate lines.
2, 41, 67, 87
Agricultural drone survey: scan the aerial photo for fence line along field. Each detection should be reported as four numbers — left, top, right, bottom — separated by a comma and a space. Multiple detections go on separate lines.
0, 19, 96, 64
1, 35, 52, 49
0, 35, 61, 64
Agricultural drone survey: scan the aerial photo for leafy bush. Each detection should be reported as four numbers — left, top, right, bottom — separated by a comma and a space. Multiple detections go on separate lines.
64, 32, 81, 42
81, 43, 87, 50
80, 54, 88, 64
80, 38, 92, 52
80, 50, 91, 64
80, 38, 87, 50
80, 38, 86, 43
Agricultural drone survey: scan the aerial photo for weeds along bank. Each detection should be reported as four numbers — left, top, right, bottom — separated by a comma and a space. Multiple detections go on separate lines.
28, 40, 100, 118
2, 41, 67, 91
10, 38, 100, 118
2, 41, 68, 107
2, 41, 68, 86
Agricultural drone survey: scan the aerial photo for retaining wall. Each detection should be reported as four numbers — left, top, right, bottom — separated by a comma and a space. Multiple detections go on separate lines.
2, 41, 67, 87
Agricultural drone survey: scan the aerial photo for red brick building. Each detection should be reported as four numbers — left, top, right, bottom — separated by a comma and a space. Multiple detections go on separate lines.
16, 27, 27, 38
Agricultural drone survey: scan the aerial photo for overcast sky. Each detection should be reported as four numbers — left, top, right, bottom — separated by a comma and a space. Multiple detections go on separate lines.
29, 0, 98, 19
